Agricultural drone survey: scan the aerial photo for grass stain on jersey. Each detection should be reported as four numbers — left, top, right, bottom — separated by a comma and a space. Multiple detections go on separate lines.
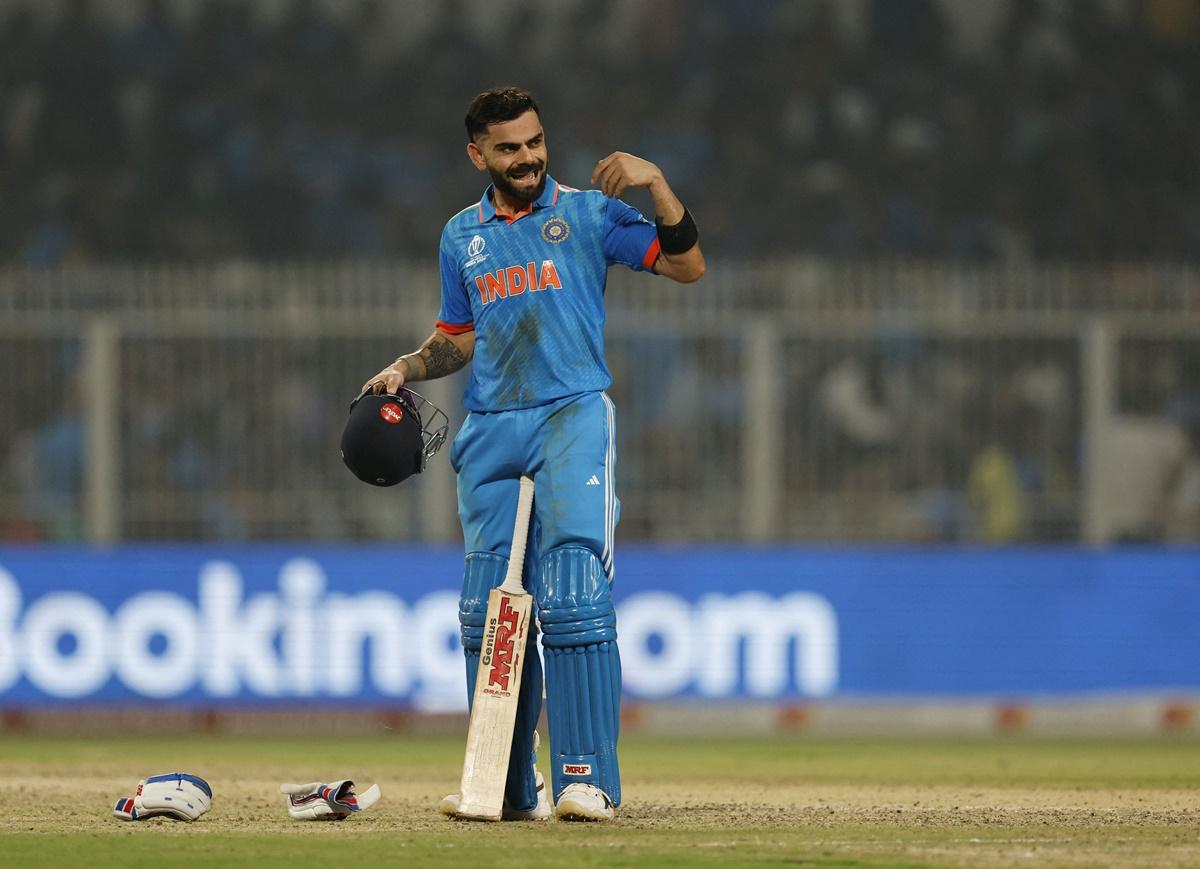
494, 308, 541, 408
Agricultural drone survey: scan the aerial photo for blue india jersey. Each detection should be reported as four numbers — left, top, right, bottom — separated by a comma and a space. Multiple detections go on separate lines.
436, 175, 660, 412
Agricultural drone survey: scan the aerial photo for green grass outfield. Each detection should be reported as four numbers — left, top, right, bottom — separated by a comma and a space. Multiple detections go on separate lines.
2, 734, 1199, 867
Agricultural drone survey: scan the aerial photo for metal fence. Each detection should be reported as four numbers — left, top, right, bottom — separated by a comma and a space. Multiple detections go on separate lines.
2, 261, 1199, 545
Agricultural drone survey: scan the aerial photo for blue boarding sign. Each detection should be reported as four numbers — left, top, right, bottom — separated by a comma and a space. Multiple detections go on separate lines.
0, 546, 1197, 708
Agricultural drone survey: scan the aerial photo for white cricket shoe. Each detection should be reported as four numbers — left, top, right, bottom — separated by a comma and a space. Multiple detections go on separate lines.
440, 732, 551, 821
554, 783, 616, 822
438, 769, 551, 821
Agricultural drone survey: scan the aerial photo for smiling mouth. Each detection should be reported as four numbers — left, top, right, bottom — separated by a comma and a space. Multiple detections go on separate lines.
509, 165, 542, 185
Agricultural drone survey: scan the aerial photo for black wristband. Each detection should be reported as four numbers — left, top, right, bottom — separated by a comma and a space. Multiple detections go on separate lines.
655, 208, 699, 255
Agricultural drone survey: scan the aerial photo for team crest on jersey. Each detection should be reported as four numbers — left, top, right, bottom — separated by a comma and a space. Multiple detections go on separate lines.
541, 217, 570, 244
465, 234, 488, 267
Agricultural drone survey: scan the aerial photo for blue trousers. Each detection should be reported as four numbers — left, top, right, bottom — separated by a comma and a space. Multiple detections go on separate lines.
451, 391, 619, 570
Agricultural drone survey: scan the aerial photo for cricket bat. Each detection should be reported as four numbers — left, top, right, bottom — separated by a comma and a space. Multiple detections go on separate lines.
455, 473, 536, 820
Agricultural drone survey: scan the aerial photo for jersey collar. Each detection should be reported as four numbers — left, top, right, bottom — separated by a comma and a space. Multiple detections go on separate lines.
477, 176, 560, 224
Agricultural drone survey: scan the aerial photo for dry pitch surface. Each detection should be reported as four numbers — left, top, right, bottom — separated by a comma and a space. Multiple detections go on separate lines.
2, 734, 1199, 867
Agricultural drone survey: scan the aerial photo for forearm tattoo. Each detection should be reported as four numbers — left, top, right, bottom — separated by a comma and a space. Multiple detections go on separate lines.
419, 335, 468, 379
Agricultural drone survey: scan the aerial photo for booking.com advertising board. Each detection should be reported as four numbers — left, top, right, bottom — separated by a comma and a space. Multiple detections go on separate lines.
0, 547, 1197, 709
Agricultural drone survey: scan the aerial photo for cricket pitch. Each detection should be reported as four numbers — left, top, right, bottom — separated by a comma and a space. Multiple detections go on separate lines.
2, 733, 1198, 867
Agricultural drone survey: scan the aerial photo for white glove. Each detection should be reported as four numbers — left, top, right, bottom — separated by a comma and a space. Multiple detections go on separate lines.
113, 772, 212, 822
280, 780, 381, 820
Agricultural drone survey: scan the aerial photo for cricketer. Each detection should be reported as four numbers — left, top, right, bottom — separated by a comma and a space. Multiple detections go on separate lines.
363, 86, 705, 821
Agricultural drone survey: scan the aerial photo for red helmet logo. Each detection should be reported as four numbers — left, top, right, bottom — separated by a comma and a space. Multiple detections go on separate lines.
379, 403, 404, 424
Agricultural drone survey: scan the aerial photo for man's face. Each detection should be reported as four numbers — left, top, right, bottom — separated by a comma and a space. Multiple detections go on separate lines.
468, 110, 548, 204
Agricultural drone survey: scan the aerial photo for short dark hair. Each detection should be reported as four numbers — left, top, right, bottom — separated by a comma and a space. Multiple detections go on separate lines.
465, 87, 540, 142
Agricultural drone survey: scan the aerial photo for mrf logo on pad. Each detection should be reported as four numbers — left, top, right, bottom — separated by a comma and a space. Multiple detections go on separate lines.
563, 763, 592, 776
481, 596, 522, 694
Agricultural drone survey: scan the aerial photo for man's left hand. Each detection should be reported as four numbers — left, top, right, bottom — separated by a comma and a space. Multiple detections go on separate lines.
591, 152, 662, 199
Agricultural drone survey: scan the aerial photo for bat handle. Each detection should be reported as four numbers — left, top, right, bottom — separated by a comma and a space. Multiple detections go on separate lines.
499, 474, 535, 594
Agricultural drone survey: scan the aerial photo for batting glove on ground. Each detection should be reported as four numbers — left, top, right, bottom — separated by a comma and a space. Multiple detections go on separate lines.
113, 772, 212, 821
280, 780, 381, 820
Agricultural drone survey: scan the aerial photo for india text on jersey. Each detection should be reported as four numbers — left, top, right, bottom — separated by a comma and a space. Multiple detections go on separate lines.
474, 259, 563, 305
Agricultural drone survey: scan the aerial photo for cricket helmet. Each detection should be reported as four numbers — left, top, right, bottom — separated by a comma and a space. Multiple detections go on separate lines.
340, 387, 449, 486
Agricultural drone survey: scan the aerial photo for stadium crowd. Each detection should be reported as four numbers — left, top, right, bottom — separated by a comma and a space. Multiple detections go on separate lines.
2, 0, 1199, 546
0, 0, 1197, 264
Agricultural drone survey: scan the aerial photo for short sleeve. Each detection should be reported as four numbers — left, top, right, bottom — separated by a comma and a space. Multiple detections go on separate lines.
602, 197, 661, 272
436, 229, 474, 331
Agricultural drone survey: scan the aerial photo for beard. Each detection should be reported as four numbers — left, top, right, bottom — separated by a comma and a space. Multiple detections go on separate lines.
488, 158, 547, 204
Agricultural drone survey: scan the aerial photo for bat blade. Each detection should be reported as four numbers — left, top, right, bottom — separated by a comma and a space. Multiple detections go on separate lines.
455, 585, 533, 820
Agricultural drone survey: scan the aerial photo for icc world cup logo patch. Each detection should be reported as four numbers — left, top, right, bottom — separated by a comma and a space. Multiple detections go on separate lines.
541, 217, 570, 244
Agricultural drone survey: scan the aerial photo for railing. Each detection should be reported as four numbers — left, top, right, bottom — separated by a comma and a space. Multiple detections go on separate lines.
2, 261, 1198, 544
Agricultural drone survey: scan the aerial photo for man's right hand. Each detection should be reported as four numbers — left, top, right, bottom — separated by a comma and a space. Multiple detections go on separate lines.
362, 358, 408, 395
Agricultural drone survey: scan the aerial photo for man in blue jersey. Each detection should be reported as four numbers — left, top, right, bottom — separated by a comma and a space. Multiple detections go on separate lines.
363, 87, 704, 822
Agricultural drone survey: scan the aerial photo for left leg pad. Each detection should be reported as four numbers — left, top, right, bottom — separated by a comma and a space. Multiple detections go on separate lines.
538, 546, 622, 805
